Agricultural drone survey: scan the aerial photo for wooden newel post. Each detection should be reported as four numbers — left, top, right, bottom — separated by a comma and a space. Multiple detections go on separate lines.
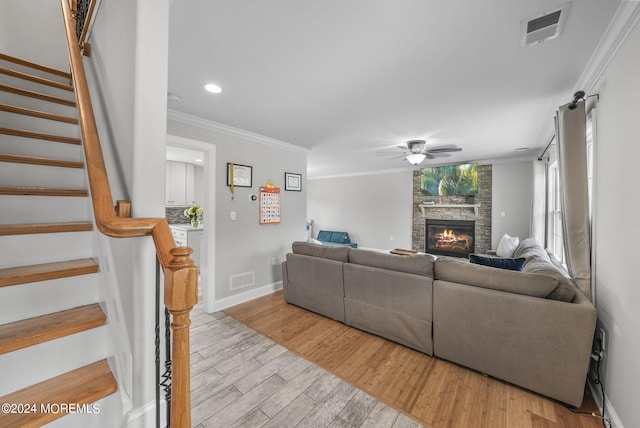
164, 246, 198, 428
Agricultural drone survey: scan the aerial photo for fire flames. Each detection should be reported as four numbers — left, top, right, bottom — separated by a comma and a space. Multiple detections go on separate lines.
434, 228, 470, 251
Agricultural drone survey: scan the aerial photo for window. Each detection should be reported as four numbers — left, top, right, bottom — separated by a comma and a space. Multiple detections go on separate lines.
545, 107, 595, 264
547, 157, 564, 263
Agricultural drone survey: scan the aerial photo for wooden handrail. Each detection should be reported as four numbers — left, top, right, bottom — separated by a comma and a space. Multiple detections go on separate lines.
58, 1, 196, 427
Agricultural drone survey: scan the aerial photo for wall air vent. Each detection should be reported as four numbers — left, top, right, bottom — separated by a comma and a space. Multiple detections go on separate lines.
229, 271, 255, 290
521, 3, 571, 46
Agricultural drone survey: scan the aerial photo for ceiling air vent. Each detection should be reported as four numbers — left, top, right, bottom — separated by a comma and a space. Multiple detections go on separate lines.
521, 3, 571, 46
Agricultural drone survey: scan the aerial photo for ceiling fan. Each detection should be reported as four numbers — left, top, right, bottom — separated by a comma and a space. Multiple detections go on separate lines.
381, 140, 462, 165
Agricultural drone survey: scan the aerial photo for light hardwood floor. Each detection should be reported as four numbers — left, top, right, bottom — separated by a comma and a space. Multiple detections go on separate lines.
190, 298, 424, 427
222, 290, 603, 428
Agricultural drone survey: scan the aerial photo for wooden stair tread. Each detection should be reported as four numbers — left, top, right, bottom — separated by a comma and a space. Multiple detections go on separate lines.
0, 83, 76, 106
0, 67, 73, 91
0, 127, 80, 144
0, 187, 87, 197
0, 53, 72, 80
0, 304, 106, 354
0, 103, 78, 124
0, 153, 83, 169
0, 360, 117, 427
0, 222, 93, 236
0, 258, 98, 288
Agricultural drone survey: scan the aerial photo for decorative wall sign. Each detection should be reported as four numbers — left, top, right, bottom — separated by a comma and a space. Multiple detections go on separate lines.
284, 172, 302, 191
227, 163, 252, 188
259, 186, 281, 224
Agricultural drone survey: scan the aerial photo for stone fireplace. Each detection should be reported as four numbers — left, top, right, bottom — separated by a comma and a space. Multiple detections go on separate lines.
425, 219, 475, 257
412, 164, 492, 255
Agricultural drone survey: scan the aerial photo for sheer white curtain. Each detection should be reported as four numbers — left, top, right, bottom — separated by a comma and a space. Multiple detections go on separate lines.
530, 158, 547, 246
556, 101, 592, 300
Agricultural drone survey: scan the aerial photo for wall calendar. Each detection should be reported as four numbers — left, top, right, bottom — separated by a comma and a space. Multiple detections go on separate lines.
259, 186, 281, 224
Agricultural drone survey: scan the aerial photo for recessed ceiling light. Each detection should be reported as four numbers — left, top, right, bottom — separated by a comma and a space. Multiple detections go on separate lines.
195, 159, 203, 163
204, 83, 222, 94
515, 147, 529, 152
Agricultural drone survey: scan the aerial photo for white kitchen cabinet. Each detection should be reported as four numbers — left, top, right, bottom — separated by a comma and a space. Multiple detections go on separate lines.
166, 161, 196, 206
185, 163, 196, 205
169, 225, 204, 269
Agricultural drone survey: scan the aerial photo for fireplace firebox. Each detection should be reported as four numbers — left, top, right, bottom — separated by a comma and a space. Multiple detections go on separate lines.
425, 219, 475, 257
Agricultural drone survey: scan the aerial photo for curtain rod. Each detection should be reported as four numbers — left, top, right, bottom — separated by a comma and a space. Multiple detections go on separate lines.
537, 90, 599, 161
537, 135, 555, 161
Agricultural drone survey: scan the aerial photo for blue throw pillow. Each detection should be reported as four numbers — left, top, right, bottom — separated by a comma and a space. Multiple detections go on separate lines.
469, 254, 526, 271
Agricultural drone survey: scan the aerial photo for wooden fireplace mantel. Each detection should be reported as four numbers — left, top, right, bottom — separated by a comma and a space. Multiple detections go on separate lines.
419, 203, 481, 217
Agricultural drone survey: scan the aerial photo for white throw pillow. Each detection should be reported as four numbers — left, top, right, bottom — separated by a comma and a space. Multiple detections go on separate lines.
496, 234, 520, 257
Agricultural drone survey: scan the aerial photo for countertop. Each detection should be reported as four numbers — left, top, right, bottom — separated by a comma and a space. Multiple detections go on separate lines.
169, 224, 204, 231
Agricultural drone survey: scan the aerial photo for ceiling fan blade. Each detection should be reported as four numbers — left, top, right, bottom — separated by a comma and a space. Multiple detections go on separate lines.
425, 153, 452, 159
426, 147, 462, 154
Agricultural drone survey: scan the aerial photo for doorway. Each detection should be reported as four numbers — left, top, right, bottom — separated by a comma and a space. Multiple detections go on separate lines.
166, 135, 216, 313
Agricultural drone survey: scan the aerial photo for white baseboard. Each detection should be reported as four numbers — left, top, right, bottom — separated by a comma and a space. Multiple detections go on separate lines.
212, 281, 283, 312
588, 375, 624, 428
124, 399, 166, 428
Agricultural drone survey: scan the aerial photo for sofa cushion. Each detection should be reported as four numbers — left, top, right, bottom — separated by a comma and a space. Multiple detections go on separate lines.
513, 237, 548, 260
496, 234, 520, 257
348, 248, 434, 277
434, 257, 559, 298
513, 238, 577, 302
292, 241, 350, 262
469, 254, 526, 271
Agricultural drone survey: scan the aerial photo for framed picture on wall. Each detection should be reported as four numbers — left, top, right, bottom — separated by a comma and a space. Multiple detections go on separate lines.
227, 163, 252, 187
284, 172, 302, 191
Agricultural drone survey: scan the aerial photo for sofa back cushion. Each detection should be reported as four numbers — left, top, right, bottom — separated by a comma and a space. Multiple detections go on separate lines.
348, 249, 434, 277
292, 241, 350, 262
514, 238, 577, 302
434, 257, 559, 298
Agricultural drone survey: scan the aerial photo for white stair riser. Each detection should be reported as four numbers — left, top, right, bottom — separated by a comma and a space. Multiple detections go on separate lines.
44, 393, 123, 428
0, 91, 77, 118
0, 111, 78, 138
0, 326, 110, 396
0, 134, 83, 161
0, 161, 86, 189
0, 59, 72, 87
0, 195, 91, 224
0, 73, 74, 101
0, 274, 100, 324
0, 231, 96, 269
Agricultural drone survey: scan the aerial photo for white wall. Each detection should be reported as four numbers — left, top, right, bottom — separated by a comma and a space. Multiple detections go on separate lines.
307, 170, 413, 250
0, 0, 68, 70
491, 160, 533, 248
167, 118, 307, 308
590, 19, 640, 428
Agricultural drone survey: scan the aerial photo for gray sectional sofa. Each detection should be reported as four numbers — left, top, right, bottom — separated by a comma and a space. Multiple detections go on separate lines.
281, 240, 597, 407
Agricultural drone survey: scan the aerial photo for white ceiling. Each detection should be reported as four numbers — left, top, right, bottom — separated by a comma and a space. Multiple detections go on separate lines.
167, 0, 622, 178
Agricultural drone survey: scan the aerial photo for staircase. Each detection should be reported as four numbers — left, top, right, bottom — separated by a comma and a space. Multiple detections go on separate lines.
0, 54, 121, 426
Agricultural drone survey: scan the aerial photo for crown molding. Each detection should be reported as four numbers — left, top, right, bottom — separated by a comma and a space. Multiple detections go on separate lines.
167, 109, 309, 154
575, 2, 640, 94
308, 167, 411, 180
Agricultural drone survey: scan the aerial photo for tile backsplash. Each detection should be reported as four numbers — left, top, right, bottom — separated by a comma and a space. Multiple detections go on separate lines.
166, 206, 190, 224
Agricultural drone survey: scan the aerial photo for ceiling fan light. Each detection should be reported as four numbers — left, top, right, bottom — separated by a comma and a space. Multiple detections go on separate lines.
406, 153, 426, 165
